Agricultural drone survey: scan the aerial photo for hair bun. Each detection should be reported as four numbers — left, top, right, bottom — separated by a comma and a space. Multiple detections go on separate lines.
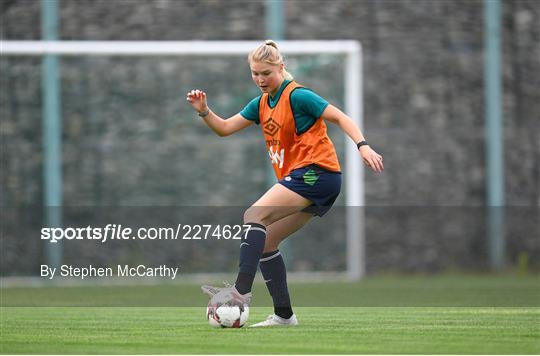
265, 40, 278, 49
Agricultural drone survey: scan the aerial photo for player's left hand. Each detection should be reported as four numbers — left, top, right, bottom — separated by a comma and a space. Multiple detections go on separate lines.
360, 146, 384, 173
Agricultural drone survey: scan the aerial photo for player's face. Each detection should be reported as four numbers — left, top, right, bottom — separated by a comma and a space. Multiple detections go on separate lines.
250, 62, 284, 97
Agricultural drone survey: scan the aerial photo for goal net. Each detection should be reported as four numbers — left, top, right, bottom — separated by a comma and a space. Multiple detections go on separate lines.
1, 40, 364, 282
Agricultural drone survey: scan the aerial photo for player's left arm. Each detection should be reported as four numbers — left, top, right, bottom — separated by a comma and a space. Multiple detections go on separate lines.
322, 105, 384, 173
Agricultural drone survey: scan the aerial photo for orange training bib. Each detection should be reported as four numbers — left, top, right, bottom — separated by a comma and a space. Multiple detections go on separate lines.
258, 81, 341, 180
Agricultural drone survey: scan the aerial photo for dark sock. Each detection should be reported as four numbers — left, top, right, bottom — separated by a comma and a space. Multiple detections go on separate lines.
234, 272, 253, 294
234, 223, 266, 295
259, 250, 293, 319
275, 306, 294, 319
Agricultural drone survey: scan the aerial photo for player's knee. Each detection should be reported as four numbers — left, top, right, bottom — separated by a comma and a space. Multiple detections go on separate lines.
243, 206, 272, 226
243, 207, 260, 225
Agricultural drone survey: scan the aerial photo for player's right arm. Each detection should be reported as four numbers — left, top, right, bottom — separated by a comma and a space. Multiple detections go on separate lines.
186, 89, 253, 137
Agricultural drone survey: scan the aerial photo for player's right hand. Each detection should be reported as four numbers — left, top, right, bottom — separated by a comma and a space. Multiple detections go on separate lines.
186, 89, 209, 113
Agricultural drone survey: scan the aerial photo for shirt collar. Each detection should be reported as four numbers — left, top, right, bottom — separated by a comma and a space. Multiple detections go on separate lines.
269, 79, 291, 101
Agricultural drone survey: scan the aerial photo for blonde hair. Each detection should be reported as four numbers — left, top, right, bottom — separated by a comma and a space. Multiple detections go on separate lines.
248, 40, 294, 81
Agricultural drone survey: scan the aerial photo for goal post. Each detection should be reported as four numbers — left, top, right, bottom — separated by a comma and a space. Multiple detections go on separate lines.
2, 40, 365, 281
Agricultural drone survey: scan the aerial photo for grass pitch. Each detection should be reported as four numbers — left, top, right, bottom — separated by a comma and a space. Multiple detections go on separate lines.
1, 307, 538, 354
1, 275, 539, 354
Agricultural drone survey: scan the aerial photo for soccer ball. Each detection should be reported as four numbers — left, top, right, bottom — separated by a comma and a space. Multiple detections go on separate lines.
206, 300, 249, 328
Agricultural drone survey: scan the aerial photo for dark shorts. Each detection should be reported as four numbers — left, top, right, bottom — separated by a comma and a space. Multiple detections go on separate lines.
278, 164, 342, 217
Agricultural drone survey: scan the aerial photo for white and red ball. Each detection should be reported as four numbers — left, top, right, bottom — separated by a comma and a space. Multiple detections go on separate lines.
206, 301, 249, 328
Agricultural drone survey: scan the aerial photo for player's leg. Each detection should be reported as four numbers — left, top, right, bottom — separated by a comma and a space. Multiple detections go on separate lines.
202, 212, 313, 300
243, 183, 312, 226
235, 183, 312, 296
202, 184, 311, 300
256, 211, 313, 325
264, 211, 313, 253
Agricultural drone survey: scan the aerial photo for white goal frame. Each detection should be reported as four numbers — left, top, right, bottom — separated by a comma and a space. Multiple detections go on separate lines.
1, 40, 365, 281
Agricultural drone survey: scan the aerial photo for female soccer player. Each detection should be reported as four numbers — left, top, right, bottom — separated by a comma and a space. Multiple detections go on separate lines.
187, 40, 383, 327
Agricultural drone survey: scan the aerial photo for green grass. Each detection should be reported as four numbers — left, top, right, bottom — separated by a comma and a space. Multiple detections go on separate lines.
2, 274, 539, 307
1, 307, 539, 354
1, 275, 539, 354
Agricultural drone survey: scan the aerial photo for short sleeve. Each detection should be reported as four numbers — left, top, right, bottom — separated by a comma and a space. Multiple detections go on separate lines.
239, 96, 261, 125
290, 88, 330, 134
291, 88, 329, 119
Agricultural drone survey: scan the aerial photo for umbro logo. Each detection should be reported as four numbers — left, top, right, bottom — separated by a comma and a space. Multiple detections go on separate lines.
263, 117, 281, 136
